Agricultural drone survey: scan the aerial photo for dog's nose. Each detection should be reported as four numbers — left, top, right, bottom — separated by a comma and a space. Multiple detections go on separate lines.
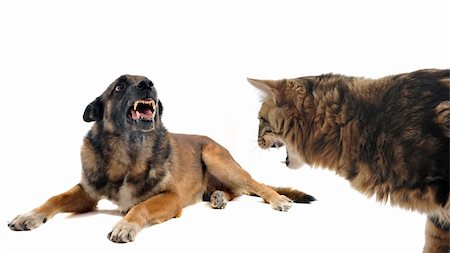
137, 79, 153, 90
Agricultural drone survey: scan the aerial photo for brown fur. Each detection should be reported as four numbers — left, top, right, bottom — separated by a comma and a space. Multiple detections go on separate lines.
8, 75, 315, 243
249, 69, 450, 253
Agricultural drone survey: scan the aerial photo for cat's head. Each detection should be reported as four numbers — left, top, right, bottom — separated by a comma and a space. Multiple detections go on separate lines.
248, 78, 310, 169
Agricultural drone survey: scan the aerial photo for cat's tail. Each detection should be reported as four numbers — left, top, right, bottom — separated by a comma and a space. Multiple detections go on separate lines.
435, 101, 450, 138
252, 185, 317, 204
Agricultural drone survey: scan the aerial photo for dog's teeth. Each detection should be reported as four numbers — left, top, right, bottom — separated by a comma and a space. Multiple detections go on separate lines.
133, 99, 155, 113
150, 100, 155, 110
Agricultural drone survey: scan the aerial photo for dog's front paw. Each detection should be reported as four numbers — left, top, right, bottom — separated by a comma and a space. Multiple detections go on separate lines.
8, 212, 47, 231
108, 220, 140, 243
270, 195, 293, 212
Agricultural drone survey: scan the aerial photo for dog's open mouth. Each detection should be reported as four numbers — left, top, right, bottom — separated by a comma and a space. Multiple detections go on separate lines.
128, 99, 156, 121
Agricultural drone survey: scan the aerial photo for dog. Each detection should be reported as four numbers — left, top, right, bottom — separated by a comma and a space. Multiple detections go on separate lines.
8, 75, 315, 243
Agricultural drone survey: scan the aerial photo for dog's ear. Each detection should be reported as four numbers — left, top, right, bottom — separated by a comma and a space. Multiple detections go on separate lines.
83, 96, 104, 122
157, 100, 163, 117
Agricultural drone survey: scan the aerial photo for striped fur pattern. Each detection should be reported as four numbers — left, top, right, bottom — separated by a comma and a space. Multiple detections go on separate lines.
249, 69, 450, 253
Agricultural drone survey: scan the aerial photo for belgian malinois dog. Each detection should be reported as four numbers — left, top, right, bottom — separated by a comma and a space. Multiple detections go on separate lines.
8, 75, 315, 243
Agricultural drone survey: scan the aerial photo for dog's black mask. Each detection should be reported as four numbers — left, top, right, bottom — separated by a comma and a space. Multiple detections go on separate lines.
83, 75, 163, 133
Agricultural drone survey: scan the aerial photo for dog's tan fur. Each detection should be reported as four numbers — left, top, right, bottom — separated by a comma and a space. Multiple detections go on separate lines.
8, 75, 314, 243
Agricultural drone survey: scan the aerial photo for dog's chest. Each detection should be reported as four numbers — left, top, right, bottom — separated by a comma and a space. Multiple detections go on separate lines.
89, 172, 154, 212
82, 134, 170, 210
82, 160, 169, 212
114, 181, 138, 211
104, 165, 153, 211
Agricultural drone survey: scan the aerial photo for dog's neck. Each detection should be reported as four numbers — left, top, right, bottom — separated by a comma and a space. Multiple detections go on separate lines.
88, 121, 170, 168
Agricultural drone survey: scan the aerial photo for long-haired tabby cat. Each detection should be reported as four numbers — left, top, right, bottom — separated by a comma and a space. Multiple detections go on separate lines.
248, 69, 449, 253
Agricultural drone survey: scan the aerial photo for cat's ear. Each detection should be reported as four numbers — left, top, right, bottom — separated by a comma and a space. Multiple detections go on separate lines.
247, 78, 279, 104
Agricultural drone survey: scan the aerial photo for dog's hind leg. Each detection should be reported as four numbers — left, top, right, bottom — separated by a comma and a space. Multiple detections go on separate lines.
8, 184, 98, 231
209, 190, 236, 209
203, 173, 236, 209
201, 141, 293, 211
254, 186, 316, 204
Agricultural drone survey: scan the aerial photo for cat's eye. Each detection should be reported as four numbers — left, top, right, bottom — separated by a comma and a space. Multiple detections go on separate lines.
115, 84, 125, 92
259, 117, 269, 124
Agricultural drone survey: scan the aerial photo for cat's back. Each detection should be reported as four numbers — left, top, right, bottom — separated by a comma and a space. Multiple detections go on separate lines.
337, 69, 449, 129
375, 68, 448, 102
349, 69, 448, 104
360, 69, 449, 133
343, 69, 449, 206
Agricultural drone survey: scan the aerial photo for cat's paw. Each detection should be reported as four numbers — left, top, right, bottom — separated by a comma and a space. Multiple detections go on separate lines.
270, 195, 293, 212
210, 190, 227, 209
8, 212, 47, 231
108, 220, 140, 243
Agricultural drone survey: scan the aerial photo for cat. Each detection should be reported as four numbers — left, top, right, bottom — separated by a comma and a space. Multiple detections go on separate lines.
248, 69, 449, 253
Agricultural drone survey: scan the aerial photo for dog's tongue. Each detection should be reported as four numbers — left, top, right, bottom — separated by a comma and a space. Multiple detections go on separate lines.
131, 109, 153, 120
131, 110, 139, 120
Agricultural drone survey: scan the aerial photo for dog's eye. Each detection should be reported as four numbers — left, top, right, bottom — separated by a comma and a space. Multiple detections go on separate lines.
115, 84, 125, 92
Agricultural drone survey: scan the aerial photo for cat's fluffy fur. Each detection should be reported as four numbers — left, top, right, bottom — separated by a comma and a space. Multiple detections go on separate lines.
249, 69, 449, 253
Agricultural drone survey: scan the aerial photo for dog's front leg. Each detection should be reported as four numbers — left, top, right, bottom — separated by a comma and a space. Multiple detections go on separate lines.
108, 192, 182, 243
8, 184, 98, 231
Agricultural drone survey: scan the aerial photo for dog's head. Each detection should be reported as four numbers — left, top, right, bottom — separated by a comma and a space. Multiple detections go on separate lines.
83, 75, 163, 133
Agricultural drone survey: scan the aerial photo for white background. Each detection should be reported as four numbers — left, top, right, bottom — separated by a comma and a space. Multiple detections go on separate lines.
1, 0, 449, 252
